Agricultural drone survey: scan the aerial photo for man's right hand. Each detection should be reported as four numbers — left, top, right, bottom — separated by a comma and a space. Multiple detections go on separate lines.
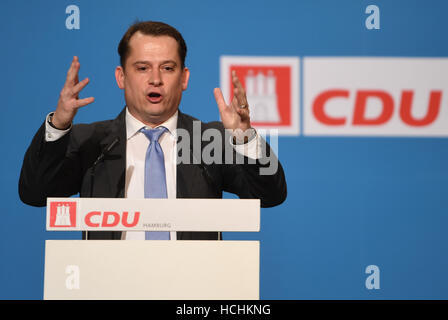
51, 56, 95, 129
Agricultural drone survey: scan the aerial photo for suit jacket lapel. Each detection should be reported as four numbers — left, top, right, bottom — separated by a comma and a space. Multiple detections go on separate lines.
99, 107, 127, 198
176, 110, 204, 199
176, 110, 191, 199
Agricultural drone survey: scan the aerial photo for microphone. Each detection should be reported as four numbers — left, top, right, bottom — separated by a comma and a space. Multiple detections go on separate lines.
84, 137, 120, 240
93, 137, 120, 167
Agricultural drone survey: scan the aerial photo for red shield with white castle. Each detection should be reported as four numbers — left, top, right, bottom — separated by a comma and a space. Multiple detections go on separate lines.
49, 201, 77, 227
220, 56, 300, 135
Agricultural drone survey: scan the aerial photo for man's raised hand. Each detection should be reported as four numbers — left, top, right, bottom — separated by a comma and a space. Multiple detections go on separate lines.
52, 56, 94, 129
214, 70, 251, 132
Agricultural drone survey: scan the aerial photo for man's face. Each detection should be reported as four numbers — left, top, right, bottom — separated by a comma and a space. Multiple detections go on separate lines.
115, 32, 189, 126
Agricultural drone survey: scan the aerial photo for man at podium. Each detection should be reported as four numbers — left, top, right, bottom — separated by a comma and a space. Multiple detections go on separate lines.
19, 21, 287, 241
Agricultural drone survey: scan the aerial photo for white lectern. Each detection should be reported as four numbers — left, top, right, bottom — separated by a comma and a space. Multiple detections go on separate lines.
43, 198, 260, 300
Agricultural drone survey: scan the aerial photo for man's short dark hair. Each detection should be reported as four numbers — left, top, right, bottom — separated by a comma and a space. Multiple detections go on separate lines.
118, 21, 187, 69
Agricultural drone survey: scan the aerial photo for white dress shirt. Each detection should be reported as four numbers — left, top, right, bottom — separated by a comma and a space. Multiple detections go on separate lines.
123, 108, 178, 240
45, 108, 263, 240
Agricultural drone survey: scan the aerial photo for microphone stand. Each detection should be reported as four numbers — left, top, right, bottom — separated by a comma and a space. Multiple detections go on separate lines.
84, 137, 120, 240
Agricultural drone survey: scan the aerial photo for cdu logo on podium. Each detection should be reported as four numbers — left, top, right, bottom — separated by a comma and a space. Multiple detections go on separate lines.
220, 56, 300, 135
49, 201, 77, 228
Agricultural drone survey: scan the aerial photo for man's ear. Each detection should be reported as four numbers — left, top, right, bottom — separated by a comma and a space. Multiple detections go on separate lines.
115, 66, 125, 89
182, 67, 190, 91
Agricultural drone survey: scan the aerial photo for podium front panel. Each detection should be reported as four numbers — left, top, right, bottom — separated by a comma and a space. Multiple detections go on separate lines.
44, 240, 259, 300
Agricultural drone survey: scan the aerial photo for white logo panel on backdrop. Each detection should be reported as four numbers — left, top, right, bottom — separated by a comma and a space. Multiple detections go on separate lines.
303, 57, 448, 136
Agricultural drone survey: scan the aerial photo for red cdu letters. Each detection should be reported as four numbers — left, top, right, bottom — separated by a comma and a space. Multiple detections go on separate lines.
313, 89, 349, 125
399, 90, 441, 127
85, 211, 140, 228
353, 90, 394, 125
313, 89, 441, 127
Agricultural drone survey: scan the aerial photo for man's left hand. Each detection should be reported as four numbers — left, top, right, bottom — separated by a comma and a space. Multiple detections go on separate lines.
214, 70, 251, 132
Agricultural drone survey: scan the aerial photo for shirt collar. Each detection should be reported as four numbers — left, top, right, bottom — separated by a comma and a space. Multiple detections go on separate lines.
125, 107, 178, 140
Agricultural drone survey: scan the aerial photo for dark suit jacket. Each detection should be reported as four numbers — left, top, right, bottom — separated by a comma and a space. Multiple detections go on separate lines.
19, 107, 287, 240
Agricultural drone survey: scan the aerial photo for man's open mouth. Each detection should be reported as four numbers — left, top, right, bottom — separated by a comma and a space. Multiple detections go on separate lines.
147, 92, 163, 103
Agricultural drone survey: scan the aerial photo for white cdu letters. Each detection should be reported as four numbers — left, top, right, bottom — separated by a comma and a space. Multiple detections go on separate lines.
65, 5, 80, 30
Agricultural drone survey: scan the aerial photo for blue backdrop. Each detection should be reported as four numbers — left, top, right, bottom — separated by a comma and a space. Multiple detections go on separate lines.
1, 0, 448, 299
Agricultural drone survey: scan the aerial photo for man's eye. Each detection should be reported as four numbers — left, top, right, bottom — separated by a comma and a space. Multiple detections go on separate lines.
163, 66, 174, 71
137, 66, 147, 71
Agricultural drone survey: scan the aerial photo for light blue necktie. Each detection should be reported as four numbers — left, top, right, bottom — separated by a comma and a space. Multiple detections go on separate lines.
141, 126, 170, 240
